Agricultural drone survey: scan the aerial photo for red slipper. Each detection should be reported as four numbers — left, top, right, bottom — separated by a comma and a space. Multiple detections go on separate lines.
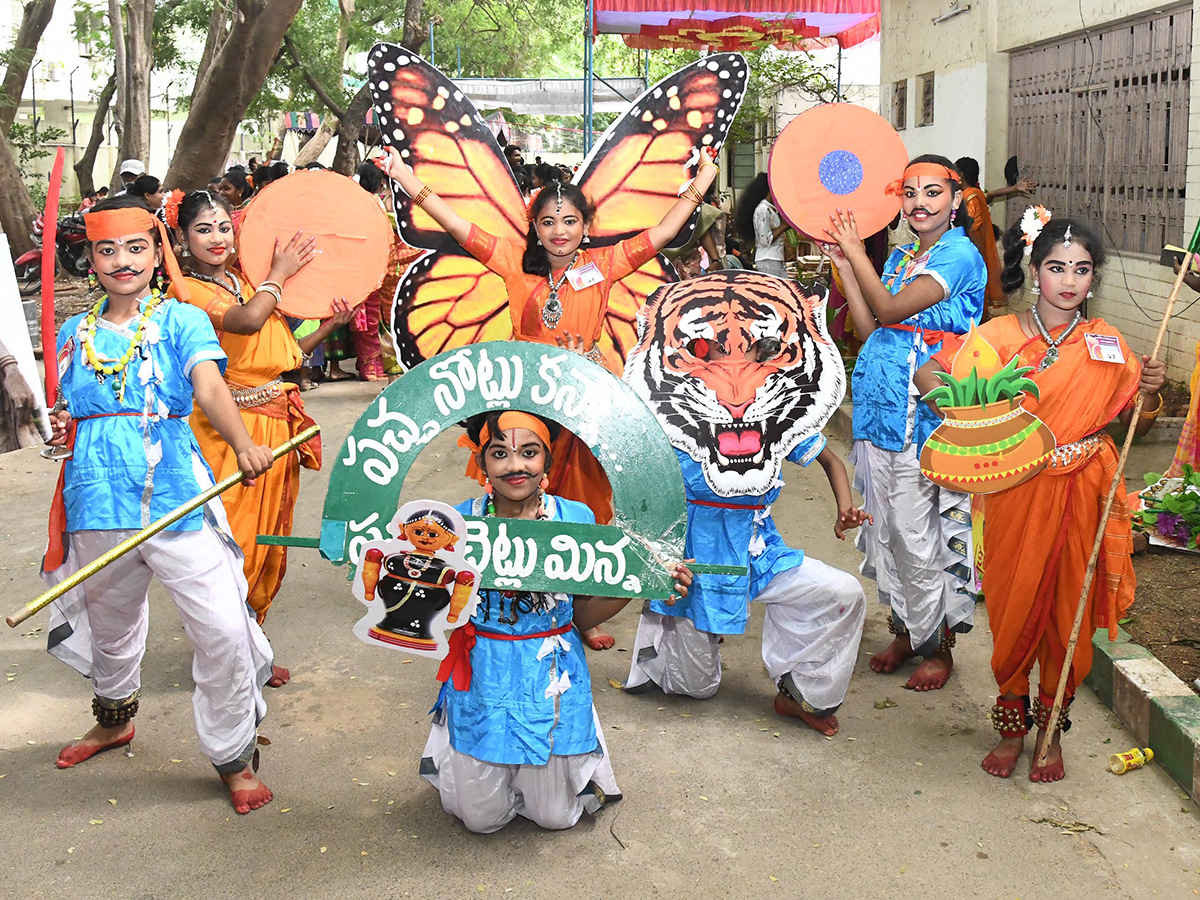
56, 727, 135, 769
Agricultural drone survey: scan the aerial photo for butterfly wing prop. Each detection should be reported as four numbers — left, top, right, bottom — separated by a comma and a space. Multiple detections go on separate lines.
367, 45, 748, 371
577, 54, 749, 249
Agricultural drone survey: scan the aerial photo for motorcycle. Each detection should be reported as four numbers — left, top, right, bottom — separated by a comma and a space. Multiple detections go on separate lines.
13, 211, 90, 296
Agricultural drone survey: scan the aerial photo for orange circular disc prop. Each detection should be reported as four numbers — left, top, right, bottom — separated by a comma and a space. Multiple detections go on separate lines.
237, 169, 393, 317
768, 103, 909, 241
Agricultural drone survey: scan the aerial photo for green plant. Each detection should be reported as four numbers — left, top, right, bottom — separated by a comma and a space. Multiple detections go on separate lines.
1133, 465, 1200, 549
923, 356, 1040, 410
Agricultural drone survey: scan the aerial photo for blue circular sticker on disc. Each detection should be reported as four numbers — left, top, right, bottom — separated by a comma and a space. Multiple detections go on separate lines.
818, 150, 864, 196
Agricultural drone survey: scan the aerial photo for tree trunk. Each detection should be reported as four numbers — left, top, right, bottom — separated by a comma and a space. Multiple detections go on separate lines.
191, 1, 230, 105
293, 116, 338, 167
165, 0, 305, 190
330, 0, 426, 175
73, 74, 117, 197
0, 128, 38, 254
0, 0, 57, 133
107, 0, 127, 190
286, 0, 354, 169
119, 0, 154, 171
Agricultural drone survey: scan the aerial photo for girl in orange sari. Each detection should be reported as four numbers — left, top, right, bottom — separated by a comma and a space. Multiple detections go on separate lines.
917, 214, 1165, 782
382, 147, 719, 650
167, 190, 352, 684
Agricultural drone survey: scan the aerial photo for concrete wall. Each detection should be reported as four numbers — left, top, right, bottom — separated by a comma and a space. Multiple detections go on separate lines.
880, 0, 1200, 382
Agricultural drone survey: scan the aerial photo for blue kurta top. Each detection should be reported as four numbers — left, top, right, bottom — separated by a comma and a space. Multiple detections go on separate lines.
442, 495, 599, 766
851, 227, 985, 451
652, 435, 825, 635
57, 295, 226, 532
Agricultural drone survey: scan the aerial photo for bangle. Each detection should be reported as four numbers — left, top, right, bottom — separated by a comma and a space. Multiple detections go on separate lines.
412, 185, 432, 207
256, 284, 282, 306
682, 183, 705, 205
259, 279, 284, 294
1139, 393, 1163, 419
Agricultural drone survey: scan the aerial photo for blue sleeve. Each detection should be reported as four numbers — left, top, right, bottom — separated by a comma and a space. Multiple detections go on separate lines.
170, 301, 227, 378
785, 432, 826, 467
555, 497, 597, 525
925, 237, 986, 329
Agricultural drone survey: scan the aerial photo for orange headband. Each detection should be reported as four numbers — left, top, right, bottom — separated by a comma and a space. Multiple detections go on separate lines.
86, 206, 189, 302
457, 412, 554, 486
884, 162, 960, 196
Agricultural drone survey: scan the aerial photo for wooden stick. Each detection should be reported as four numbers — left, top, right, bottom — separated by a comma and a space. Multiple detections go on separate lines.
1033, 230, 1198, 769
6, 425, 319, 628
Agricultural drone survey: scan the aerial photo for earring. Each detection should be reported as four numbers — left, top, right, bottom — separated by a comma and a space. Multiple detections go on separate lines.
950, 208, 957, 226
484, 478, 493, 495
536, 238, 542, 246
582, 234, 590, 245
87, 268, 98, 294
539, 475, 550, 491
1032, 279, 1040, 293
155, 270, 164, 293
1086, 290, 1093, 299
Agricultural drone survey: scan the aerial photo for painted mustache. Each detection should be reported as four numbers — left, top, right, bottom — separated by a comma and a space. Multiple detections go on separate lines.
102, 266, 143, 277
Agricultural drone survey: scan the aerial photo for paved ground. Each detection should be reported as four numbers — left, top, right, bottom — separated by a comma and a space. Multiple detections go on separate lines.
1, 380, 1197, 900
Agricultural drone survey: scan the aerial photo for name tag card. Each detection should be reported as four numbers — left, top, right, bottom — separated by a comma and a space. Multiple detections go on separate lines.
565, 262, 603, 290
1084, 333, 1125, 364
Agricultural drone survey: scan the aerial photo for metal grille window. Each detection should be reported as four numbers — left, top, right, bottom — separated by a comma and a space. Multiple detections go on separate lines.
1007, 7, 1191, 255
892, 79, 907, 130
918, 72, 935, 126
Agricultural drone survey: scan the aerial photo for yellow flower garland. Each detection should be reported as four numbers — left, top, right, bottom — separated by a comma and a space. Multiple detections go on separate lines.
81, 289, 163, 400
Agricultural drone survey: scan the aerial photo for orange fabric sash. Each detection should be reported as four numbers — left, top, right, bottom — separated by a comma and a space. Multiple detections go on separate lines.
885, 162, 959, 196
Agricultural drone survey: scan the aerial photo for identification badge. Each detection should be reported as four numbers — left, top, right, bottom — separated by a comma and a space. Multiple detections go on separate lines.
1084, 333, 1125, 364
57, 338, 75, 379
565, 262, 603, 291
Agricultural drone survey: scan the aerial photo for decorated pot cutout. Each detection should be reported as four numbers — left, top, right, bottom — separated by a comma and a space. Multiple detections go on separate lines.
920, 324, 1056, 493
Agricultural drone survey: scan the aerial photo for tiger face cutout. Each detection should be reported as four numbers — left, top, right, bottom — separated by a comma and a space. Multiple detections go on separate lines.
624, 271, 845, 497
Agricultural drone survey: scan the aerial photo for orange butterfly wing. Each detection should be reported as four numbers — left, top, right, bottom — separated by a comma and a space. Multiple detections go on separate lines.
597, 255, 675, 372
578, 54, 748, 247
367, 45, 526, 251
391, 253, 512, 370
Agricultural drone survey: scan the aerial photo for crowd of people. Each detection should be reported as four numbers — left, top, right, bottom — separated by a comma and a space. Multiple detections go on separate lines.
34, 140, 1168, 833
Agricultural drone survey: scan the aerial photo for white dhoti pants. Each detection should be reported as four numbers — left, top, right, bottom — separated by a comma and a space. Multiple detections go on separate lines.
625, 556, 866, 713
45, 517, 273, 773
851, 440, 975, 653
421, 708, 620, 834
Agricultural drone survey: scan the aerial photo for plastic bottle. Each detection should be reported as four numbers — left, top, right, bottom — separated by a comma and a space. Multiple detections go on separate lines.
1108, 747, 1154, 774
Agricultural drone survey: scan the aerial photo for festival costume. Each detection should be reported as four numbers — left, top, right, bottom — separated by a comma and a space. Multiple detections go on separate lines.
420, 494, 619, 833
171, 271, 321, 623
625, 438, 865, 713
962, 186, 1005, 316
934, 316, 1140, 722
461, 224, 658, 524
42, 293, 272, 773
851, 226, 985, 652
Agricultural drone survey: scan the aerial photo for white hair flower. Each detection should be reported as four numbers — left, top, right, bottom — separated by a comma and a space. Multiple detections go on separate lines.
1019, 205, 1053, 257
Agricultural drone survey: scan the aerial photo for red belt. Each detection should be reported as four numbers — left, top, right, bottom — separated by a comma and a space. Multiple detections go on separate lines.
884, 322, 949, 347
436, 622, 573, 692
689, 498, 767, 510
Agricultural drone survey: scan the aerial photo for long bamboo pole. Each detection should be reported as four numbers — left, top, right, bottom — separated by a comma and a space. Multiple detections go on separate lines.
1033, 222, 1200, 770
6, 424, 320, 628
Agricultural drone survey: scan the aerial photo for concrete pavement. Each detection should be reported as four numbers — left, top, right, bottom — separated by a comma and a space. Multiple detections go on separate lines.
1, 379, 1197, 900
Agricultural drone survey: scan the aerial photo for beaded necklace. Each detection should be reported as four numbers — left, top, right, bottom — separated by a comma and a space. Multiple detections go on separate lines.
81, 290, 163, 401
184, 268, 243, 304
484, 491, 548, 520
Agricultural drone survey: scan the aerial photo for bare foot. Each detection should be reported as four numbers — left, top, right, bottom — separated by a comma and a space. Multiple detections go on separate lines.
1029, 729, 1065, 782
582, 625, 615, 651
981, 734, 1024, 778
774, 691, 839, 735
905, 650, 953, 691
267, 664, 291, 688
56, 722, 135, 769
222, 767, 273, 814
870, 634, 915, 674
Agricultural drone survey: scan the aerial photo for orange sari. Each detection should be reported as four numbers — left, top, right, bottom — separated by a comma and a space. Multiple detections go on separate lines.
936, 315, 1140, 699
462, 226, 658, 524
170, 274, 321, 623
962, 187, 1004, 316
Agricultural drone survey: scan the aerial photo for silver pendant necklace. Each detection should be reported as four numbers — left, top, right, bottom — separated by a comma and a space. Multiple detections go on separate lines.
1029, 305, 1082, 371
542, 251, 578, 329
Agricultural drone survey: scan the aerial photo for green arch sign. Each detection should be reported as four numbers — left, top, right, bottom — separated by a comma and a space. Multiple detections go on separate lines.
318, 342, 693, 599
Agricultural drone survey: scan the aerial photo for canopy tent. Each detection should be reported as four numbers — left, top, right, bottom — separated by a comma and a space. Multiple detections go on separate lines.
582, 0, 880, 150
453, 76, 648, 115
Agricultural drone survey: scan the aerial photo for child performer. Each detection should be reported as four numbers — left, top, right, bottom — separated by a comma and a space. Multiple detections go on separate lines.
424, 412, 692, 832
168, 189, 352, 686
43, 196, 278, 814
916, 214, 1164, 782
625, 435, 869, 735
382, 147, 716, 652
825, 155, 986, 692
